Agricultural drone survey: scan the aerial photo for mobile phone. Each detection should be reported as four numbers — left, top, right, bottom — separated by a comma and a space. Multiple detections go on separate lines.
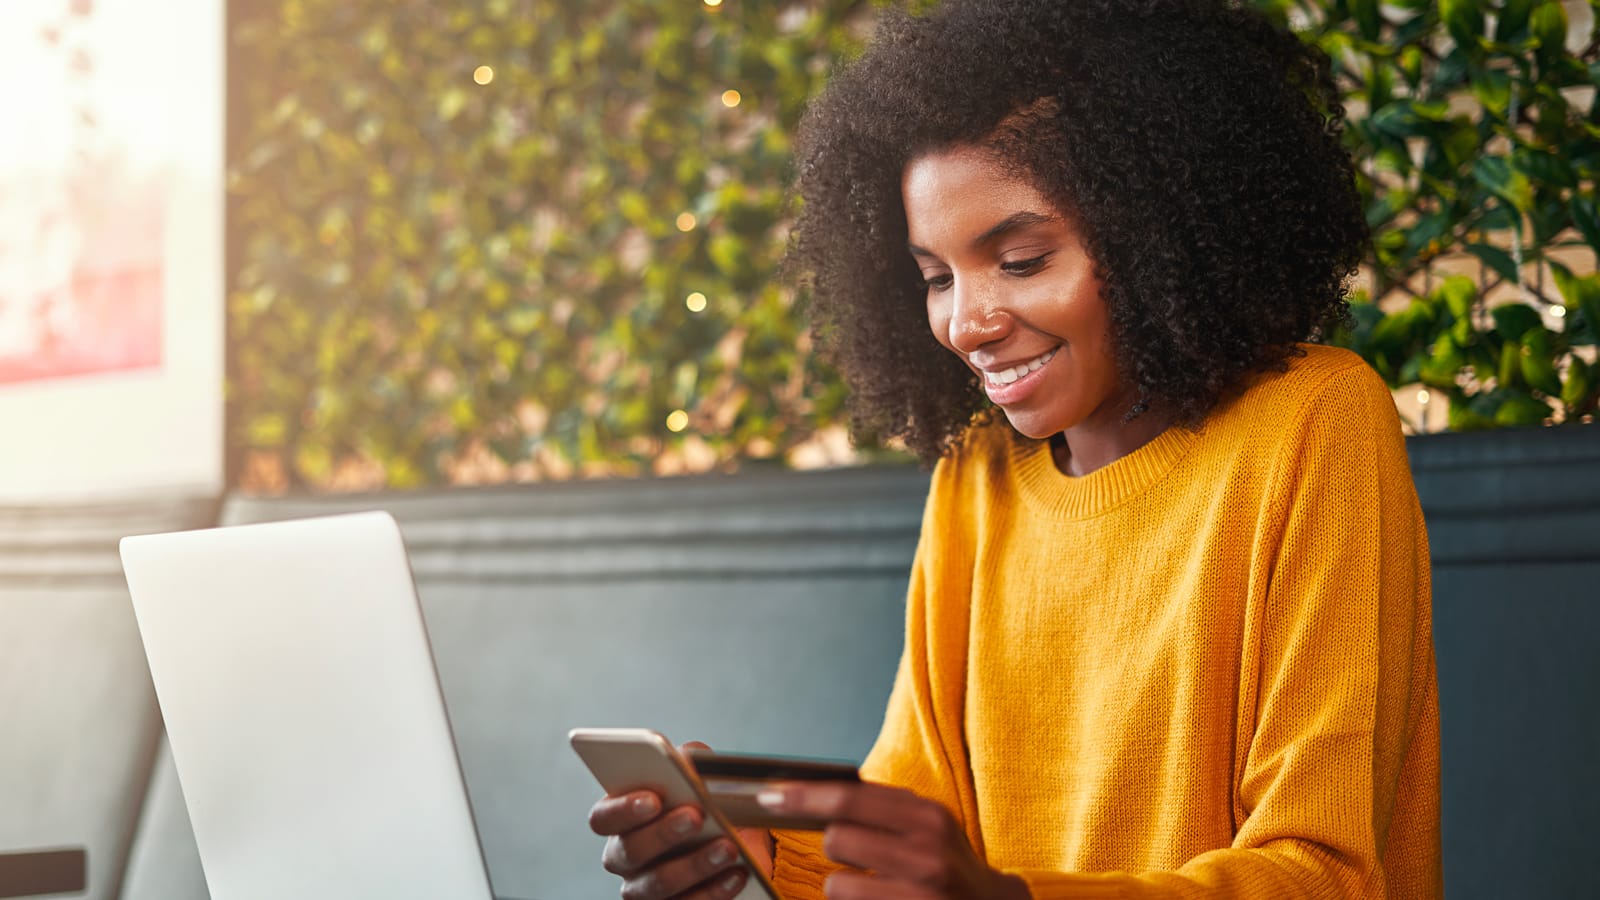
568, 728, 781, 900
687, 749, 861, 831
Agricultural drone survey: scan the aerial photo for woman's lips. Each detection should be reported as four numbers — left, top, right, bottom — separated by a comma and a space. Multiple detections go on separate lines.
980, 346, 1058, 404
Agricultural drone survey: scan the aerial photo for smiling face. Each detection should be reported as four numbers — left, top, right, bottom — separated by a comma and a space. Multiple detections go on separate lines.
903, 144, 1133, 445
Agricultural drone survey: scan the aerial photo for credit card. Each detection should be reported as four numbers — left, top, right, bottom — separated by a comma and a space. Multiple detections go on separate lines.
687, 750, 860, 831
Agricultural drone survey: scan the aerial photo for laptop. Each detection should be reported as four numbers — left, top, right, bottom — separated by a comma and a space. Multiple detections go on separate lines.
120, 511, 497, 900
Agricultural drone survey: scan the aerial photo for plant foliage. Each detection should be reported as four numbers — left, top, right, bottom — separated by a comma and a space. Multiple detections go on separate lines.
229, 0, 868, 490
229, 0, 1600, 491
1252, 0, 1600, 430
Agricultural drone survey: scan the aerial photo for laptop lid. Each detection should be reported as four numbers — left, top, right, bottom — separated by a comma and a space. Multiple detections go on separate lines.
120, 511, 494, 900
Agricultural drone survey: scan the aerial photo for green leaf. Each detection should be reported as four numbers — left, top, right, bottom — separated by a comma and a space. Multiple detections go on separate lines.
1472, 156, 1534, 211
1398, 44, 1424, 86
1530, 1, 1568, 57
1469, 67, 1512, 115
1493, 391, 1552, 426
1569, 194, 1600, 255
1370, 310, 1418, 371
1405, 210, 1454, 256
1561, 358, 1592, 410
1438, 275, 1478, 320
1475, 205, 1522, 231
1491, 302, 1543, 343
1370, 101, 1438, 139
1440, 122, 1481, 169
1350, 0, 1383, 39
1447, 394, 1496, 430
1511, 148, 1577, 188
1465, 242, 1522, 284
1498, 338, 1523, 387
1440, 0, 1485, 48
1495, 0, 1534, 40
1549, 262, 1600, 339
1433, 45, 1472, 91
1421, 333, 1467, 389
1520, 328, 1563, 396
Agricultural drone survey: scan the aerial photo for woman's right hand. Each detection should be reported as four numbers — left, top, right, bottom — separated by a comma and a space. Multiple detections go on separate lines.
589, 790, 754, 899
588, 740, 773, 900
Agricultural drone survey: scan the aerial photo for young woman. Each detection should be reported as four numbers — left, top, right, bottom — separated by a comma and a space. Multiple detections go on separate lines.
588, 1, 1440, 897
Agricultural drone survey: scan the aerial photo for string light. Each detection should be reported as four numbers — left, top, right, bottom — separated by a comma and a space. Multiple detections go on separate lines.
666, 410, 690, 432
1551, 305, 1567, 318
676, 212, 697, 232
473, 65, 494, 85
721, 89, 742, 108
685, 291, 708, 312
703, 0, 723, 7
1416, 389, 1430, 406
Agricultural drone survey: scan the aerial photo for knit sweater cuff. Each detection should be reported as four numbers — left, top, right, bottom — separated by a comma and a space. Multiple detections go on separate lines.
769, 830, 837, 900
1012, 869, 1131, 899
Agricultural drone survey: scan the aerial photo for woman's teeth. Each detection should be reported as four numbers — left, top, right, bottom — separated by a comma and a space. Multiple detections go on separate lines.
985, 348, 1056, 385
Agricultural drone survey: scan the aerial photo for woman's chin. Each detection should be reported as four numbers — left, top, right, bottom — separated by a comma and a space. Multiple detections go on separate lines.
999, 408, 1069, 441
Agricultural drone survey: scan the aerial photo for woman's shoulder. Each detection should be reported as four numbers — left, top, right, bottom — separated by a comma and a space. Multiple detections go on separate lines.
1214, 343, 1398, 439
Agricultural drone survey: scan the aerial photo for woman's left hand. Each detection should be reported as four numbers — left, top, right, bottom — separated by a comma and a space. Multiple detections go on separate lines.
756, 781, 1031, 900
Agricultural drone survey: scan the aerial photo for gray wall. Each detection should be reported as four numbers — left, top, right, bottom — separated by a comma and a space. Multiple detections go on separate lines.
1409, 426, 1600, 900
0, 496, 217, 900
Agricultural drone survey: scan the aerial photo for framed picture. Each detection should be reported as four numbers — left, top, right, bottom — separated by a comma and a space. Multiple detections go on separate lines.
0, 0, 224, 500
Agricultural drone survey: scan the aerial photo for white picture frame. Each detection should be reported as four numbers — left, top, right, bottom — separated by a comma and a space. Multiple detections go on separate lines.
0, 0, 224, 501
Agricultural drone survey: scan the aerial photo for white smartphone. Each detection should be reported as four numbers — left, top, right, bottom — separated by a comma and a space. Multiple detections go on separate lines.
569, 727, 782, 900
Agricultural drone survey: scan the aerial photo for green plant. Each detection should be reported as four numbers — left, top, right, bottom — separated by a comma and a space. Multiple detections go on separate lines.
231, 0, 1600, 494
229, 0, 871, 490
1253, 0, 1600, 430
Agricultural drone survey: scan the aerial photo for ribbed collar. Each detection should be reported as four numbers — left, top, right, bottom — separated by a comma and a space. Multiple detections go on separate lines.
1010, 425, 1199, 519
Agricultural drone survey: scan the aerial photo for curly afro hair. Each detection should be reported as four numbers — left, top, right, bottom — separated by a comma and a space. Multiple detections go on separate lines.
788, 0, 1367, 464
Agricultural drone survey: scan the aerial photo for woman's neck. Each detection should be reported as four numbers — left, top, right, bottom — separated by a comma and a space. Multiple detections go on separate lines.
1051, 403, 1176, 477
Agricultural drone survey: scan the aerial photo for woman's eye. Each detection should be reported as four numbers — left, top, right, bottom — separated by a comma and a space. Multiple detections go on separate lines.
921, 273, 953, 291
1001, 254, 1049, 276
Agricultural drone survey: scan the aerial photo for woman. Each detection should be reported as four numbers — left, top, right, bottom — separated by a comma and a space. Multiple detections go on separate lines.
589, 1, 1440, 897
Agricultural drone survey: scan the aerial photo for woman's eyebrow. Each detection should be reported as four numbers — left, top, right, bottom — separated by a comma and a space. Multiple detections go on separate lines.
907, 210, 1057, 258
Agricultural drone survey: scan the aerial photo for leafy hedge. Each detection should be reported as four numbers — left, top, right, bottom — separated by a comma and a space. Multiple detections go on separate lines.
229, 0, 869, 490
229, 0, 1599, 492
1257, 0, 1600, 430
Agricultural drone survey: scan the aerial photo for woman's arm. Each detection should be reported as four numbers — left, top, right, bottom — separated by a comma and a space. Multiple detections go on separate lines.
770, 449, 984, 899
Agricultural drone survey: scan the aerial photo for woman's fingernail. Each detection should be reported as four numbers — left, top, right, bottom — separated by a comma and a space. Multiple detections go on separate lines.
706, 842, 734, 866
755, 788, 787, 811
632, 794, 659, 817
671, 810, 698, 836
721, 871, 745, 893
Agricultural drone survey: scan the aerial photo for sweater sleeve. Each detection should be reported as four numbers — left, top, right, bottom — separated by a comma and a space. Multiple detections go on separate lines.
770, 448, 985, 899
1012, 365, 1440, 899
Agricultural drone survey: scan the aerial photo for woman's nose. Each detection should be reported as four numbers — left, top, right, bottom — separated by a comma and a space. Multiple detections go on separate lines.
947, 279, 1010, 354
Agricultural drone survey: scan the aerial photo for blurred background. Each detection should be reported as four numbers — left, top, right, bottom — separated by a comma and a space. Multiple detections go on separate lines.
1, 2, 1597, 900
0, 0, 1595, 499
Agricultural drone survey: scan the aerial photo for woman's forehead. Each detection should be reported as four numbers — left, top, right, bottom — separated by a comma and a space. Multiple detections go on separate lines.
902, 147, 1060, 241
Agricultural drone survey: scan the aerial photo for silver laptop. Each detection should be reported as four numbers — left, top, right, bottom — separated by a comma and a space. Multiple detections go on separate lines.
120, 511, 496, 900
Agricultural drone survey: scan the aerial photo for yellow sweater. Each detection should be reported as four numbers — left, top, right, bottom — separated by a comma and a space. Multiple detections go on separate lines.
771, 345, 1440, 898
